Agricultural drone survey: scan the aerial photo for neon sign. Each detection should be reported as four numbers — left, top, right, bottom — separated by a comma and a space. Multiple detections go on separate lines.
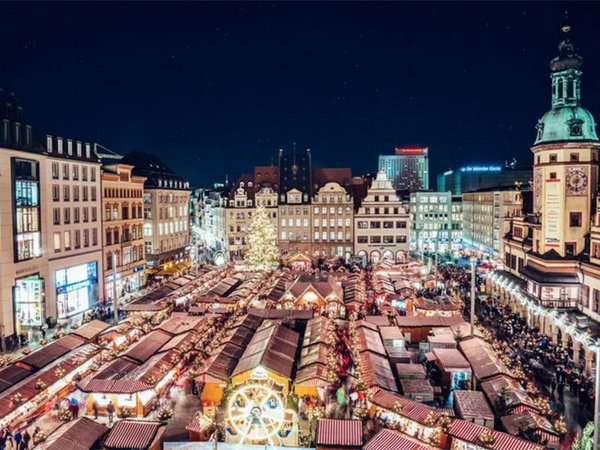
395, 147, 428, 155
459, 166, 502, 173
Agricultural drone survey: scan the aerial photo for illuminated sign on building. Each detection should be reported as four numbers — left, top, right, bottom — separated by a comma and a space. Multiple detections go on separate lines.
459, 166, 503, 173
395, 147, 428, 155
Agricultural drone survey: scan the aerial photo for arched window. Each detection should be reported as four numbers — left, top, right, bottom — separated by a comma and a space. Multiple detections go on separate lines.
557, 78, 564, 99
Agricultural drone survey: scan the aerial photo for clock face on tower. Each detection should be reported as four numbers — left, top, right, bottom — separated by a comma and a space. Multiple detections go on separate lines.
566, 167, 588, 195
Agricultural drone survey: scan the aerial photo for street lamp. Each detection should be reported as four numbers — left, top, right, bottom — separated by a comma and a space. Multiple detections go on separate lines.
470, 256, 477, 338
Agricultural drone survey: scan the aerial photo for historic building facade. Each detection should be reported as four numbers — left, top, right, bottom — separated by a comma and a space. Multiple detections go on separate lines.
489, 30, 600, 372
311, 182, 354, 262
101, 163, 146, 303
354, 171, 409, 265
225, 166, 278, 260
121, 152, 191, 274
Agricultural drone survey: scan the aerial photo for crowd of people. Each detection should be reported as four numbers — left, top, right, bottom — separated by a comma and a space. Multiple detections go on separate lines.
478, 300, 595, 424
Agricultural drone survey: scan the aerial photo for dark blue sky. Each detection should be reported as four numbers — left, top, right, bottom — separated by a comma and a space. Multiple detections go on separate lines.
2, 2, 600, 187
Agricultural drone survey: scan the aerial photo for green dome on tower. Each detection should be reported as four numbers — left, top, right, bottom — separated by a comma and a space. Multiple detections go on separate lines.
533, 29, 599, 145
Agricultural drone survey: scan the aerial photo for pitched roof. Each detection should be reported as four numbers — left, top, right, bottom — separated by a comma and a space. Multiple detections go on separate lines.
104, 420, 164, 449
46, 417, 109, 450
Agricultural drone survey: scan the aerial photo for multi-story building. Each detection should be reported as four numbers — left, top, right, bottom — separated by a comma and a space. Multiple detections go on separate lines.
462, 188, 522, 260
409, 191, 462, 255
354, 171, 409, 265
278, 149, 313, 259
0, 92, 46, 347
101, 163, 146, 303
437, 164, 532, 196
121, 152, 191, 273
225, 166, 278, 260
45, 136, 104, 324
378, 146, 429, 192
311, 182, 354, 262
489, 29, 600, 370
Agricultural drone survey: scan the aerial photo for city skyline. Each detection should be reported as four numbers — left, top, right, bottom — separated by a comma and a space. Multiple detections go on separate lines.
2, 3, 600, 186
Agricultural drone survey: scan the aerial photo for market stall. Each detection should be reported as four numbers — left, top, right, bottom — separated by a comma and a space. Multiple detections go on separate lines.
400, 379, 434, 402
45, 417, 108, 450
447, 418, 543, 450
427, 349, 472, 392
103, 420, 165, 450
316, 419, 363, 449
452, 390, 494, 428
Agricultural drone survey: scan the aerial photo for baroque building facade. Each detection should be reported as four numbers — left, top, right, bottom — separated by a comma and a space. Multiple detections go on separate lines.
489, 30, 600, 372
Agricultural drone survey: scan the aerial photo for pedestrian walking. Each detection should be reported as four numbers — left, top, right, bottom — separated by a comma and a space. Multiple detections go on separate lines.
12, 430, 21, 450
92, 400, 99, 419
106, 401, 115, 424
19, 430, 29, 450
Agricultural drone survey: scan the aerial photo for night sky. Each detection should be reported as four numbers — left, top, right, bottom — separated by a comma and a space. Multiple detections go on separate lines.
2, 2, 600, 187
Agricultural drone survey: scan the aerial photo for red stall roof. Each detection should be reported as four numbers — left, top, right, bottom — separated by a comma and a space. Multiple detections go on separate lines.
448, 418, 543, 450
316, 419, 363, 447
104, 420, 164, 449
364, 428, 431, 450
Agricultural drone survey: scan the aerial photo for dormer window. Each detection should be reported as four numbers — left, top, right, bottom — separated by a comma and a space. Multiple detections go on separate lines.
248, 182, 253, 187
240, 182, 245, 187
568, 119, 584, 137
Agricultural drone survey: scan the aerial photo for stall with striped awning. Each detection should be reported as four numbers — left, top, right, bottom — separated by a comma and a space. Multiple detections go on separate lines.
316, 419, 363, 448
364, 429, 433, 450
104, 420, 165, 449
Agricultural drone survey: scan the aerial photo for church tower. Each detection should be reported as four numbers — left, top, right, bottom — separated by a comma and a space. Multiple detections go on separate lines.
532, 27, 600, 257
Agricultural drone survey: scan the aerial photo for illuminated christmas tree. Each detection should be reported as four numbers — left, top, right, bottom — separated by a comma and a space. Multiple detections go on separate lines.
245, 204, 279, 269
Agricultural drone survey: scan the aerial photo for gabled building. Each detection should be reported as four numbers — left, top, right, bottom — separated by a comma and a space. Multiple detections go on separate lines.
354, 171, 409, 265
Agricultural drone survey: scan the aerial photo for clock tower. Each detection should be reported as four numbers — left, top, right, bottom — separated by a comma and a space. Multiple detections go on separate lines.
532, 28, 600, 257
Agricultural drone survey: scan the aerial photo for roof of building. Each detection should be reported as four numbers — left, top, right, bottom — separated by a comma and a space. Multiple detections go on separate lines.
232, 321, 299, 379
45, 417, 109, 450
121, 151, 189, 190
104, 420, 164, 449
453, 390, 494, 420
364, 428, 431, 450
316, 419, 363, 447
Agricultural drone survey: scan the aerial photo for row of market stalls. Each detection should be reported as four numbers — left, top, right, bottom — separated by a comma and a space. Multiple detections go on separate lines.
79, 314, 210, 417
123, 265, 229, 315
0, 319, 111, 428
189, 271, 271, 314
43, 416, 165, 450
295, 316, 330, 398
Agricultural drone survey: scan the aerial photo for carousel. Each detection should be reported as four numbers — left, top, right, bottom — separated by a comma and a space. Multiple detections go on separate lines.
225, 382, 296, 446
